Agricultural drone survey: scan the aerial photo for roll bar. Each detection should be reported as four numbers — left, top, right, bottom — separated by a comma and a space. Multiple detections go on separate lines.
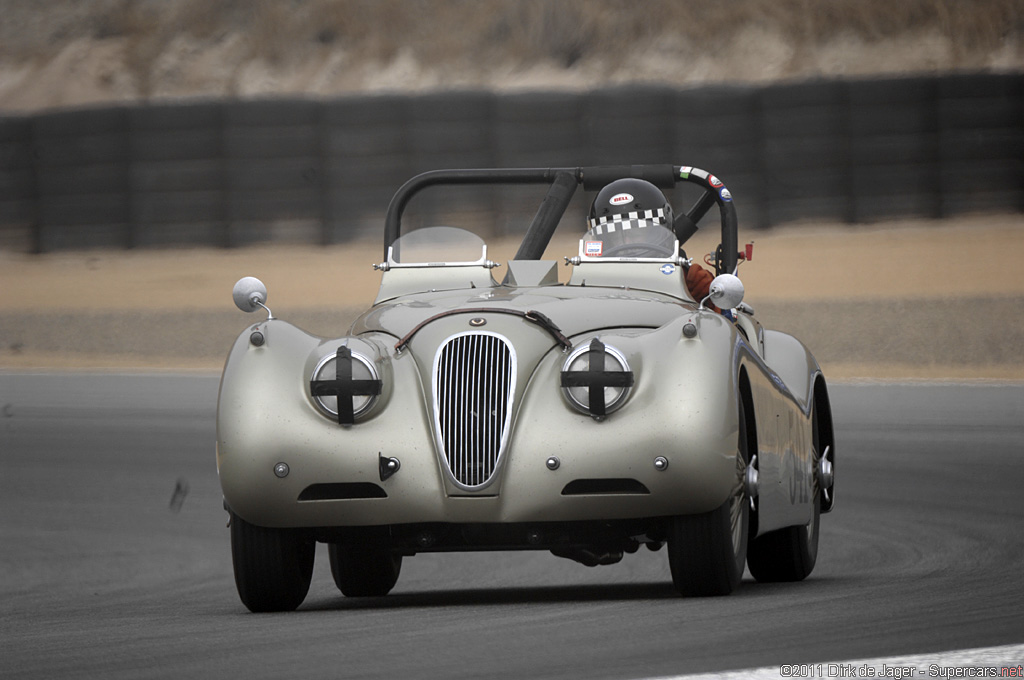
383, 165, 739, 276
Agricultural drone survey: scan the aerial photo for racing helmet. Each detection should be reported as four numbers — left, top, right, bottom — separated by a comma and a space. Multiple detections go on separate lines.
588, 178, 673, 233
586, 178, 675, 257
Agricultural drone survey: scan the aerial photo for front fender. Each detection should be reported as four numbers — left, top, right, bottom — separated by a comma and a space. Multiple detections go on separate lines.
216, 319, 447, 528
504, 313, 743, 520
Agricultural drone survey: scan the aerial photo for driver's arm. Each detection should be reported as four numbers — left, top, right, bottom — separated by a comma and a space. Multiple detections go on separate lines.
685, 263, 718, 311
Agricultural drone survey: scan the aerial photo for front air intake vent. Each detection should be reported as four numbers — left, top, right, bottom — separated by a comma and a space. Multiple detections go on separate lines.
433, 332, 516, 490
297, 483, 387, 501
561, 479, 651, 496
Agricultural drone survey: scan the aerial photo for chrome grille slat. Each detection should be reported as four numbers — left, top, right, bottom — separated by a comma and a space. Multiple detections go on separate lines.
433, 332, 515, 490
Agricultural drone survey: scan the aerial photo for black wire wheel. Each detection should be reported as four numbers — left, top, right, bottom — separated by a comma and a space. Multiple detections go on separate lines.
746, 400, 823, 582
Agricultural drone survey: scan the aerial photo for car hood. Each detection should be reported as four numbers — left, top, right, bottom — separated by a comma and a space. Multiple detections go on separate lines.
351, 284, 693, 345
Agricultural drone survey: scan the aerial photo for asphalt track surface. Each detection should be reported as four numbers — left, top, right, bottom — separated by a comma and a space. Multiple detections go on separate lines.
2, 374, 1022, 679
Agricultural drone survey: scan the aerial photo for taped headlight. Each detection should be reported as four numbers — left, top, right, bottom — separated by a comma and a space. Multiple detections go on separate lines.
560, 338, 634, 418
310, 346, 382, 425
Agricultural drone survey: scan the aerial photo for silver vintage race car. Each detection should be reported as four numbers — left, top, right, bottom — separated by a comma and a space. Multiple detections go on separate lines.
217, 165, 836, 612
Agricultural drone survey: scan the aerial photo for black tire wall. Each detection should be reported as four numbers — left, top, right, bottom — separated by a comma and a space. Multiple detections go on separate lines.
1, 73, 1020, 252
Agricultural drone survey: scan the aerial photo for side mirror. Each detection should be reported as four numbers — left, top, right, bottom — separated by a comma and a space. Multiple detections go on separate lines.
233, 277, 270, 315
705, 273, 744, 310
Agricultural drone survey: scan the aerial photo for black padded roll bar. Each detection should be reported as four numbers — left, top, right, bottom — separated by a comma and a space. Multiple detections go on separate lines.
578, 165, 678, 191
382, 165, 739, 276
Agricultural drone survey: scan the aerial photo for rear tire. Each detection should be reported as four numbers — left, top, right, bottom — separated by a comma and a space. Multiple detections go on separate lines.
747, 494, 819, 582
747, 398, 824, 582
667, 400, 750, 596
328, 543, 402, 597
230, 512, 315, 613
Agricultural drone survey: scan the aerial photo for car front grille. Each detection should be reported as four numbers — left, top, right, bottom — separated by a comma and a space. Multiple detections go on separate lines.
433, 332, 516, 490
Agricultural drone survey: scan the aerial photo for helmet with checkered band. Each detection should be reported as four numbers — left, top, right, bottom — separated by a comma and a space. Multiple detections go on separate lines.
588, 178, 673, 233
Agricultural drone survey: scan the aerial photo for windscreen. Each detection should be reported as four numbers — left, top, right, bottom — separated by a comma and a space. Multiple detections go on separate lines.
581, 223, 676, 259
390, 226, 487, 265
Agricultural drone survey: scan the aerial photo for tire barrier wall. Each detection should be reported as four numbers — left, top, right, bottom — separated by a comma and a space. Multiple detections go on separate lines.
0, 73, 1020, 252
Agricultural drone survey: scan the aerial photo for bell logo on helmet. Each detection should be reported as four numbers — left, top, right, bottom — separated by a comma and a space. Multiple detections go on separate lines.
610, 193, 634, 206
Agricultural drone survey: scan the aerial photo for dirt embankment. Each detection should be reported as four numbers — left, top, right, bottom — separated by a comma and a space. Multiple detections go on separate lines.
1, 0, 1021, 111
2, 215, 1023, 379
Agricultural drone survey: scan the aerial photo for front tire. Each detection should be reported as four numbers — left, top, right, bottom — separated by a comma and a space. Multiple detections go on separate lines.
328, 543, 402, 597
230, 512, 315, 612
667, 400, 750, 596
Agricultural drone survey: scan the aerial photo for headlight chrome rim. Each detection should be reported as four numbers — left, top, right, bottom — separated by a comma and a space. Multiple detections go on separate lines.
311, 348, 381, 421
560, 339, 633, 417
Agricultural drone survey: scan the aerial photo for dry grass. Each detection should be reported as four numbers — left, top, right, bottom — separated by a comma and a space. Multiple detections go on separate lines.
0, 0, 1020, 103
4, 0, 1021, 59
